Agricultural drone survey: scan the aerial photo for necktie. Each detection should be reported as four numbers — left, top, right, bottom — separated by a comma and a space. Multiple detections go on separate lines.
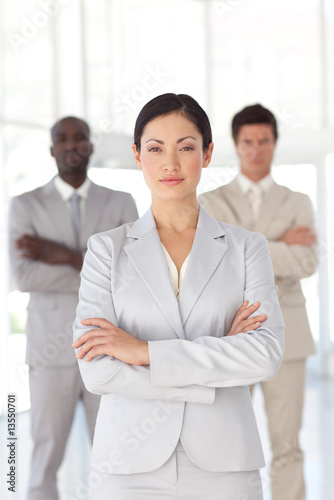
248, 184, 264, 219
69, 192, 81, 249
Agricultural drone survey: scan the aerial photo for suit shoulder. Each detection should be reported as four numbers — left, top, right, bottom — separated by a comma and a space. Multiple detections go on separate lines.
199, 183, 230, 201
88, 220, 135, 247
221, 221, 267, 246
11, 184, 47, 201
274, 183, 311, 203
9, 183, 51, 210
90, 182, 134, 200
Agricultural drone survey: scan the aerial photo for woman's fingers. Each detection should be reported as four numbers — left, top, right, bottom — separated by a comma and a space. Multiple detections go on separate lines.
234, 300, 250, 316
238, 301, 260, 318
84, 346, 104, 362
227, 302, 267, 336
235, 313, 267, 332
73, 318, 149, 365
232, 302, 260, 324
73, 333, 106, 356
75, 331, 119, 359
242, 313, 267, 326
240, 317, 266, 332
230, 302, 261, 327
72, 318, 116, 348
81, 317, 114, 328
72, 328, 99, 348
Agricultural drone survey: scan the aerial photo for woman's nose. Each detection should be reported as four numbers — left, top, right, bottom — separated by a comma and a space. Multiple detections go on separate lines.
164, 152, 179, 171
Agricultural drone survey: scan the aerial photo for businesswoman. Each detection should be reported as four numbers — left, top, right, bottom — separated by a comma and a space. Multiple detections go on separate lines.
73, 93, 284, 499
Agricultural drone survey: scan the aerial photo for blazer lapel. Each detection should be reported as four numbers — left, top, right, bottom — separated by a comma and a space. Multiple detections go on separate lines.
82, 182, 110, 246
223, 178, 254, 230
255, 182, 289, 234
41, 180, 76, 246
124, 209, 186, 339
179, 207, 228, 326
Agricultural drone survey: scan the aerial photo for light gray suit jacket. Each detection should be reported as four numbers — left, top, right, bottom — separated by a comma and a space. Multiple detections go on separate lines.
9, 178, 138, 369
73, 206, 284, 474
199, 178, 317, 361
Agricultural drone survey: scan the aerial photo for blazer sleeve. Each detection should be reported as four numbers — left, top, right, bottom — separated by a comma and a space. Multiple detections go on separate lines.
149, 233, 285, 389
9, 196, 80, 293
73, 234, 215, 404
266, 194, 318, 279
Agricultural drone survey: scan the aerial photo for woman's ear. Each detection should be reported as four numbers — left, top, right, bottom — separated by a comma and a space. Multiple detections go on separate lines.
202, 142, 214, 169
132, 143, 142, 169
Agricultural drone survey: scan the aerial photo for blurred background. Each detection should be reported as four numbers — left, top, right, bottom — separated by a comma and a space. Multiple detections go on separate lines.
0, 1, 333, 499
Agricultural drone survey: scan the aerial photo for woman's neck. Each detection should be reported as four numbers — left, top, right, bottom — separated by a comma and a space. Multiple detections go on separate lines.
152, 197, 200, 232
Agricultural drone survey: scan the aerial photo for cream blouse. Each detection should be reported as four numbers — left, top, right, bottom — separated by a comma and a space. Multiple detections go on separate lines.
161, 244, 190, 299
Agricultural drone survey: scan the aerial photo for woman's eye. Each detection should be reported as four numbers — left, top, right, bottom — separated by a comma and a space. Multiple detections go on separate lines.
148, 147, 161, 152
180, 146, 193, 151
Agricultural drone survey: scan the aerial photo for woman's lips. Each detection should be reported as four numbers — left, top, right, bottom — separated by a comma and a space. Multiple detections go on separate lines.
160, 177, 184, 186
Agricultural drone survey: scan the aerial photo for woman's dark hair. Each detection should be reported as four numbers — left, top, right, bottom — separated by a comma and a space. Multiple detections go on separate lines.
134, 93, 212, 152
231, 104, 278, 143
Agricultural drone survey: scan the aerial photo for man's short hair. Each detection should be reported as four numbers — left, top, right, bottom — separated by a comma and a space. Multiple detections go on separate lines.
232, 104, 278, 142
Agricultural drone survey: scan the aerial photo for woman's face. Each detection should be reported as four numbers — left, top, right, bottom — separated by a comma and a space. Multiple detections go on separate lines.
132, 112, 213, 205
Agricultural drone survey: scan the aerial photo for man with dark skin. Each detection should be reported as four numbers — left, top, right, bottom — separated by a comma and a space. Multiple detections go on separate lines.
15, 117, 92, 270
9, 116, 138, 500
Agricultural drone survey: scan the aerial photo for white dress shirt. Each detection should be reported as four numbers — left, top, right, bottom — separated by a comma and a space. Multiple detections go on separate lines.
53, 175, 91, 224
237, 173, 274, 219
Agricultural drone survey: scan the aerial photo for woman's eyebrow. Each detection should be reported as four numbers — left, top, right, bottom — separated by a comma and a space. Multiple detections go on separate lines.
177, 136, 197, 143
145, 136, 197, 144
145, 138, 164, 144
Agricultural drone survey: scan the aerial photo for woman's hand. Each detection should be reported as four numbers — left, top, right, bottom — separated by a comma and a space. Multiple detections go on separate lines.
72, 318, 150, 365
226, 301, 267, 336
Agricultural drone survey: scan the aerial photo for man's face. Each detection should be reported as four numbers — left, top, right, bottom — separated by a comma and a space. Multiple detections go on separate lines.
50, 118, 93, 176
234, 124, 276, 181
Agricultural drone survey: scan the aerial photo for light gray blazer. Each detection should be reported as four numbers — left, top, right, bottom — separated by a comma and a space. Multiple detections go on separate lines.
199, 178, 317, 361
9, 178, 138, 369
73, 206, 284, 474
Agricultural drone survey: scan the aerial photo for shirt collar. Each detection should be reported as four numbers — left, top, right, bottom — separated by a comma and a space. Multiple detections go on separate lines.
237, 172, 274, 197
53, 175, 91, 202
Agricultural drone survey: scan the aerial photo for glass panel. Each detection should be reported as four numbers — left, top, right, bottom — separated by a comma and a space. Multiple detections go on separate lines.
82, 0, 323, 135
3, 0, 55, 125
326, 0, 334, 126
208, 0, 322, 133
84, 0, 206, 134
326, 154, 334, 342
83, 0, 112, 122
4, 125, 55, 196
